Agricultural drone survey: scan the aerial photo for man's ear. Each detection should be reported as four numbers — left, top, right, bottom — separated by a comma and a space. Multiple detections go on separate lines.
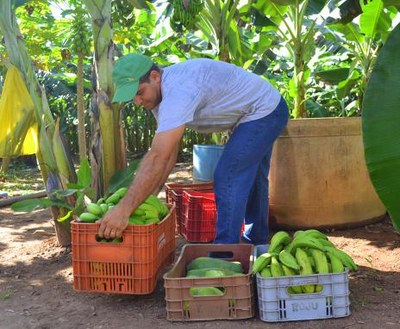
149, 70, 161, 83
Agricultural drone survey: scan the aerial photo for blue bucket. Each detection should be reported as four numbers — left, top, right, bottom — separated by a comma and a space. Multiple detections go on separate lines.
193, 144, 225, 182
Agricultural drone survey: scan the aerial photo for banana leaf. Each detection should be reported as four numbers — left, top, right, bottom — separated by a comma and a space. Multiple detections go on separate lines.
362, 23, 400, 231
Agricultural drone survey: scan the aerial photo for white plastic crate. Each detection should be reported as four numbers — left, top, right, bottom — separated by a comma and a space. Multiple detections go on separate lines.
255, 244, 350, 322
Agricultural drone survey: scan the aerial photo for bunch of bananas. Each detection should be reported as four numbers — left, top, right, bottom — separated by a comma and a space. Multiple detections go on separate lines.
128, 195, 170, 225
71, 5, 91, 56
79, 188, 169, 226
171, 0, 204, 31
252, 229, 358, 294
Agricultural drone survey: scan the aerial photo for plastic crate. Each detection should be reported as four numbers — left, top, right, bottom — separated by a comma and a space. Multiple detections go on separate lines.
181, 190, 217, 242
164, 182, 214, 235
71, 205, 176, 295
164, 243, 255, 321
254, 245, 351, 322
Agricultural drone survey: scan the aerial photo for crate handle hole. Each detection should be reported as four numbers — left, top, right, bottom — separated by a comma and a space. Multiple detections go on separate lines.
95, 235, 123, 243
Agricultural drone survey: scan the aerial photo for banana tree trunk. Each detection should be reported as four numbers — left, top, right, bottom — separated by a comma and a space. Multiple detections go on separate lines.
0, 0, 76, 246
83, 0, 126, 196
77, 52, 87, 161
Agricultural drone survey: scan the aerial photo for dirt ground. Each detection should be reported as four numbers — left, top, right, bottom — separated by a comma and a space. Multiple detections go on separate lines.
1, 163, 400, 329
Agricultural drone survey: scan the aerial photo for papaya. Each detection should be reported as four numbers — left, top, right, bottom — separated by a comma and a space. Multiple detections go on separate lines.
186, 268, 242, 278
186, 257, 243, 274
189, 287, 224, 296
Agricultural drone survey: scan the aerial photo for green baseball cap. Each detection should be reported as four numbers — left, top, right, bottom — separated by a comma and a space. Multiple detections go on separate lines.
112, 53, 153, 103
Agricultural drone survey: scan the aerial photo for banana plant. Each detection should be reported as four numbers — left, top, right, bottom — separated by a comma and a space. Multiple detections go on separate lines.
362, 23, 400, 231
0, 0, 77, 246
252, 0, 330, 118
70, 1, 91, 162
82, 0, 127, 196
326, 0, 398, 114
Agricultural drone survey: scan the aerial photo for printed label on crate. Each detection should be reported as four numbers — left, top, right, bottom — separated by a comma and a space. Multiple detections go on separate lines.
285, 297, 332, 319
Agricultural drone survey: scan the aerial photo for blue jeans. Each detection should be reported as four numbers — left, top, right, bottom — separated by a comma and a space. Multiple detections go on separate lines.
213, 97, 289, 244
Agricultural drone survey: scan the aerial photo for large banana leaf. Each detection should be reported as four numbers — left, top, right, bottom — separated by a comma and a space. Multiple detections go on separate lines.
362, 23, 400, 231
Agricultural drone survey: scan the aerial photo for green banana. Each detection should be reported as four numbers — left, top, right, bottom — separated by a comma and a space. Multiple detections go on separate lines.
252, 252, 273, 274
295, 229, 329, 241
260, 266, 272, 278
281, 265, 302, 294
310, 249, 329, 274
323, 246, 357, 271
115, 187, 128, 198
317, 238, 336, 248
144, 217, 160, 225
286, 236, 325, 254
295, 248, 315, 293
86, 203, 103, 217
105, 192, 121, 205
99, 203, 109, 215
326, 251, 345, 273
310, 248, 329, 293
79, 212, 99, 223
96, 198, 105, 205
268, 231, 291, 253
278, 249, 300, 271
144, 195, 169, 218
270, 256, 285, 277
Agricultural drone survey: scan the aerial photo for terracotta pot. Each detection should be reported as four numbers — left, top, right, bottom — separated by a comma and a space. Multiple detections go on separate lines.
269, 117, 386, 229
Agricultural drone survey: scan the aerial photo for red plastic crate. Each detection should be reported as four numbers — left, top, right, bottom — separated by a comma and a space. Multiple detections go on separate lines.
164, 182, 213, 235
71, 205, 176, 295
163, 243, 255, 321
181, 190, 217, 242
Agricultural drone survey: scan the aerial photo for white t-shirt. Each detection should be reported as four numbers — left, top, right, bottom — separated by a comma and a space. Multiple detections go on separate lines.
151, 59, 281, 134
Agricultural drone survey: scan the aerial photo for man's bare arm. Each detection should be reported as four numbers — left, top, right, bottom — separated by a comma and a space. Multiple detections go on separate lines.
98, 125, 185, 239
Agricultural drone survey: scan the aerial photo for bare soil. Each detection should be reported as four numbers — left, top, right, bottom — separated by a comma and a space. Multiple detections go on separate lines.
1, 163, 400, 329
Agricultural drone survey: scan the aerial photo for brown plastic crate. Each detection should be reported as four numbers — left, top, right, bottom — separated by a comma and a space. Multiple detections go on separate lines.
164, 182, 213, 235
163, 243, 255, 321
71, 205, 176, 295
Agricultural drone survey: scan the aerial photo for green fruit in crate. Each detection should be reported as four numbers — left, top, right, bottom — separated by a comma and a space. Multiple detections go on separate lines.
115, 187, 128, 198
281, 265, 302, 293
323, 246, 357, 271
144, 217, 160, 225
128, 214, 146, 225
286, 236, 325, 254
294, 229, 329, 241
186, 268, 242, 278
187, 257, 243, 274
99, 203, 109, 215
326, 251, 345, 273
131, 207, 146, 217
295, 248, 315, 293
278, 249, 300, 271
189, 287, 224, 296
310, 249, 329, 274
268, 231, 291, 253
96, 197, 105, 205
105, 193, 120, 205
253, 252, 274, 273
252, 252, 273, 274
79, 212, 99, 223
86, 203, 103, 217
270, 256, 285, 277
145, 195, 169, 218
260, 266, 272, 278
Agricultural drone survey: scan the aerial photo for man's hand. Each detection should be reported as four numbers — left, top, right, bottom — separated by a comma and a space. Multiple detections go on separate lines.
97, 204, 130, 239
